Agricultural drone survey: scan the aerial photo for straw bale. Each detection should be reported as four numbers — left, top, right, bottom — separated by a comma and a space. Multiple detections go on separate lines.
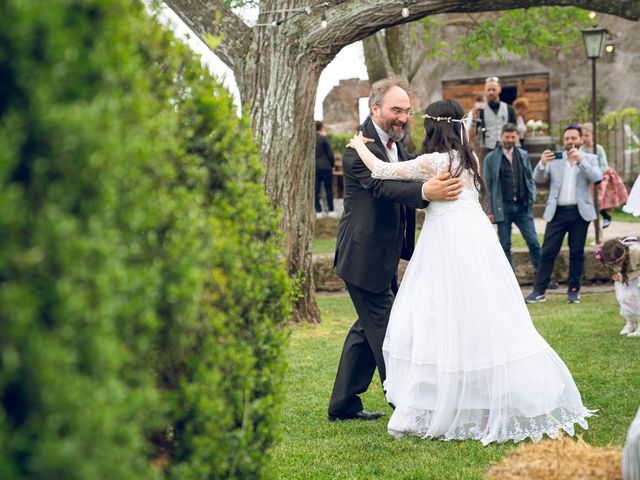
486, 435, 622, 480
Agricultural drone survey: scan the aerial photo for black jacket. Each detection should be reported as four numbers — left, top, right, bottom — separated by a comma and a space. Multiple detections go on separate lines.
334, 117, 427, 293
315, 134, 335, 170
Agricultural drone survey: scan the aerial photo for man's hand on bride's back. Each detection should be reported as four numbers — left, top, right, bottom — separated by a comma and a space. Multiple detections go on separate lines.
422, 173, 463, 201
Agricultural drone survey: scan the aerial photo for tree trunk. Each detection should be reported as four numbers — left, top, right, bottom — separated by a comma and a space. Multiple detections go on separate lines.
238, 27, 326, 323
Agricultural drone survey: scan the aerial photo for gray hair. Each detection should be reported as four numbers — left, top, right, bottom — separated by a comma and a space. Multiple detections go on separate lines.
368, 77, 410, 114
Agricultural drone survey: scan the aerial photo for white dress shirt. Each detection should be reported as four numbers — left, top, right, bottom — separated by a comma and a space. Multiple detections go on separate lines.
373, 122, 398, 163
557, 160, 579, 206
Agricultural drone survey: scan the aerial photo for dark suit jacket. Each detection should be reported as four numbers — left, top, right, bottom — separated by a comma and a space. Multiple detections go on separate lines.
334, 117, 427, 293
315, 133, 335, 170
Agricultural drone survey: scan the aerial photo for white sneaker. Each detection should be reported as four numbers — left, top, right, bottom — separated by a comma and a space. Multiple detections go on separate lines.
627, 329, 640, 337
328, 211, 340, 219
620, 322, 636, 335
315, 212, 325, 219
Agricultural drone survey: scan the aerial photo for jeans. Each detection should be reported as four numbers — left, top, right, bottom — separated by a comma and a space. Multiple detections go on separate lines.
496, 201, 541, 272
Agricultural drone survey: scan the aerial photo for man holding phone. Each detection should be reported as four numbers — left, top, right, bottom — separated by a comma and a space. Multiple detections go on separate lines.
525, 124, 603, 304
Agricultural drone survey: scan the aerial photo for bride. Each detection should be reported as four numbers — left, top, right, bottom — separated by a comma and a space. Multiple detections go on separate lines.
346, 99, 593, 445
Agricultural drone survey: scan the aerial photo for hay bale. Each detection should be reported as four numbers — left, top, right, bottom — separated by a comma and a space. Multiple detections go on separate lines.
487, 435, 622, 480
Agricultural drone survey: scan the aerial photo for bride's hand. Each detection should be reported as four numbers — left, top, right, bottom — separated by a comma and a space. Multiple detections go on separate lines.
346, 131, 373, 149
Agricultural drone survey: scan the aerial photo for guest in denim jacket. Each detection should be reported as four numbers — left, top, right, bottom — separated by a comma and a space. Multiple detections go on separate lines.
484, 123, 540, 273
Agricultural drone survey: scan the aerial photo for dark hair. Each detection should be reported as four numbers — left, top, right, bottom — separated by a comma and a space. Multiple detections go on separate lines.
315, 120, 323, 132
421, 99, 486, 200
502, 122, 518, 134
598, 238, 630, 284
564, 123, 582, 136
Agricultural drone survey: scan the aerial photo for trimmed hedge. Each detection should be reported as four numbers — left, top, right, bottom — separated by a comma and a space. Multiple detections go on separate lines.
0, 1, 290, 479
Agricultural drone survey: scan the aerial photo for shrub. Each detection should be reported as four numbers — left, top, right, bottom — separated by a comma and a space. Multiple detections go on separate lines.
0, 1, 290, 479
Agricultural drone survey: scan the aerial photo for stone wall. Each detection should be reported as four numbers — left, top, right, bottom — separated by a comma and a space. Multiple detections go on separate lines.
313, 246, 611, 292
322, 78, 371, 134
314, 214, 611, 291
411, 13, 640, 125
321, 14, 640, 133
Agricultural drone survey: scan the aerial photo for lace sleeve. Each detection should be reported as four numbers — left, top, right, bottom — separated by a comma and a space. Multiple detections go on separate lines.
371, 153, 441, 181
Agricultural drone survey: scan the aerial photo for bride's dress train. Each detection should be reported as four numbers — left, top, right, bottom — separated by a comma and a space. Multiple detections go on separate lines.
371, 151, 593, 445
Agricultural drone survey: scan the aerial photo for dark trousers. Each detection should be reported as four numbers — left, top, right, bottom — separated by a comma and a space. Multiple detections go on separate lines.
533, 206, 590, 293
496, 201, 541, 271
328, 280, 395, 417
315, 168, 334, 212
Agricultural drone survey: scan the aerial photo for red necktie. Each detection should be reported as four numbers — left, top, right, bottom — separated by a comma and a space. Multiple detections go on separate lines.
386, 138, 394, 149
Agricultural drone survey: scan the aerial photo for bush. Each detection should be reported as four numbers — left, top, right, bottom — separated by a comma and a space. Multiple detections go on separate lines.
0, 1, 290, 479
326, 132, 352, 154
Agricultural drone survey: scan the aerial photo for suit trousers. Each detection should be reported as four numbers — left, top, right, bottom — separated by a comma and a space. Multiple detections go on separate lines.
328, 280, 395, 417
533, 205, 589, 293
315, 168, 334, 212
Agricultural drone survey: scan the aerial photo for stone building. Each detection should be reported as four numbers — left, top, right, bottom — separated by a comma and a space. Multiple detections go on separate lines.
323, 13, 639, 136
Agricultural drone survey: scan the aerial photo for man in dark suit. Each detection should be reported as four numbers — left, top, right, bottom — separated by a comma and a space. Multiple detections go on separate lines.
328, 78, 463, 421
314, 120, 336, 218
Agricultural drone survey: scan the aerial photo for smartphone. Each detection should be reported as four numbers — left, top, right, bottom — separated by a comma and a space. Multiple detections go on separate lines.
553, 150, 563, 160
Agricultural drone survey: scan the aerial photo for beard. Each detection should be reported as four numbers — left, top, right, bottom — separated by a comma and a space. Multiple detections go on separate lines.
379, 116, 406, 142
502, 142, 516, 151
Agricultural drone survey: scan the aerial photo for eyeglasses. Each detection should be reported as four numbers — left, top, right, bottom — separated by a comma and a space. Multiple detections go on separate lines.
565, 123, 581, 130
485, 76, 500, 83
388, 107, 414, 117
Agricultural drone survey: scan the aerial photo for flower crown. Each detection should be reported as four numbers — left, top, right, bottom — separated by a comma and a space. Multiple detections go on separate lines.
420, 113, 464, 123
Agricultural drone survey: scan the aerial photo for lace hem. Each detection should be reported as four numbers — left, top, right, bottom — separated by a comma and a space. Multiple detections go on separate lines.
387, 406, 595, 446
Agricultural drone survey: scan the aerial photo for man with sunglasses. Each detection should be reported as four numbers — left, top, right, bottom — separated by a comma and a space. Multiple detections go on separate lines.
328, 77, 463, 422
471, 76, 516, 164
525, 124, 603, 304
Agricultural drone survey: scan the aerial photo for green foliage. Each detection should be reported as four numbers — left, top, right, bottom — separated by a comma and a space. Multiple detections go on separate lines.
568, 94, 608, 123
421, 7, 593, 68
0, 1, 290, 479
326, 132, 352, 155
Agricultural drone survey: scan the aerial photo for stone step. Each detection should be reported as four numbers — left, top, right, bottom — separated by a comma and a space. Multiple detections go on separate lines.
313, 245, 611, 292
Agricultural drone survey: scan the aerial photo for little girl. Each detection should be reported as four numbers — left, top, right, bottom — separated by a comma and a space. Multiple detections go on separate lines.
596, 236, 640, 337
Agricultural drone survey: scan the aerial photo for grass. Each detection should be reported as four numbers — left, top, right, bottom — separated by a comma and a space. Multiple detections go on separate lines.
271, 293, 638, 479
610, 206, 640, 223
313, 237, 336, 254
314, 233, 559, 254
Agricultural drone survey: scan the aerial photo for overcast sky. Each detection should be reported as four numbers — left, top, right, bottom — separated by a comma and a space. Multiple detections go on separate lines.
158, 4, 369, 119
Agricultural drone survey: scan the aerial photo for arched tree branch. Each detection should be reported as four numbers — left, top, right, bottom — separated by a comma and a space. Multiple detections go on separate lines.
164, 0, 251, 72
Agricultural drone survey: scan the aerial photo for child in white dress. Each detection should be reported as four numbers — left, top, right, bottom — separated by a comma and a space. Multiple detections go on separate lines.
596, 236, 640, 337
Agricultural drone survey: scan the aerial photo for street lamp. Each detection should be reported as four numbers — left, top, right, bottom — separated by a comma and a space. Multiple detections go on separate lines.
581, 27, 607, 244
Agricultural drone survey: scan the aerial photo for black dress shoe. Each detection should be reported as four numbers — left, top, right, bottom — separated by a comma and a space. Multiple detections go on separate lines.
328, 410, 386, 422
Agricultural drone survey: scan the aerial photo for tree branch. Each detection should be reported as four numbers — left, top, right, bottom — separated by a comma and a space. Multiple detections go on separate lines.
301, 0, 640, 58
163, 0, 251, 72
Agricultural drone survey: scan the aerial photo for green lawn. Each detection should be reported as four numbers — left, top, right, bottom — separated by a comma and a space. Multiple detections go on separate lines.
314, 233, 557, 254
610, 206, 640, 223
271, 293, 638, 479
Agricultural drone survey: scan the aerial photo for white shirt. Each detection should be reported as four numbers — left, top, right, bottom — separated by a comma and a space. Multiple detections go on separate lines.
371, 120, 429, 201
373, 122, 398, 163
557, 159, 579, 206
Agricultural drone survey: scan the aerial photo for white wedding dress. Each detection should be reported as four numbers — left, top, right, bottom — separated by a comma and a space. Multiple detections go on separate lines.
623, 174, 640, 216
371, 150, 593, 445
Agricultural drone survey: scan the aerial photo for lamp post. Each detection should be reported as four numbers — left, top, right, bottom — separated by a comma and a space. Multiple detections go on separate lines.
581, 27, 607, 244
